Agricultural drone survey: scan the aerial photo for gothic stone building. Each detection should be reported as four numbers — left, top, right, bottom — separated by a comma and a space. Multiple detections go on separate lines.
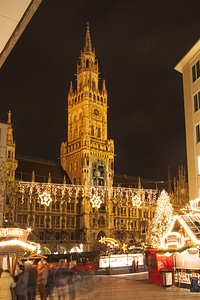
2, 25, 189, 254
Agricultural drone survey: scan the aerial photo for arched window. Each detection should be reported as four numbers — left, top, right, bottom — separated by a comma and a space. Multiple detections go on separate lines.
97, 128, 101, 138
92, 79, 95, 90
98, 216, 105, 227
99, 203, 106, 212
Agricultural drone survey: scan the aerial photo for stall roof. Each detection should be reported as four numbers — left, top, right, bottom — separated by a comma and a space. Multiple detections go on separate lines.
166, 213, 200, 245
177, 214, 200, 241
0, 244, 25, 254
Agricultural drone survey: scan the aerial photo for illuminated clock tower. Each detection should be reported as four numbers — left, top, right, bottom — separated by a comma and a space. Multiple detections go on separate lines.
60, 23, 114, 189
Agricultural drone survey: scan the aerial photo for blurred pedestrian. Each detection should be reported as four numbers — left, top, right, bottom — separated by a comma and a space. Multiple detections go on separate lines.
25, 263, 37, 300
0, 269, 15, 300
54, 261, 69, 300
67, 265, 76, 300
37, 260, 49, 300
15, 264, 29, 300
46, 264, 56, 300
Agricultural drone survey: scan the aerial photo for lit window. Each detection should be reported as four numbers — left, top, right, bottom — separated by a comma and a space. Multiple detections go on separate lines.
194, 91, 200, 112
197, 156, 200, 175
196, 124, 200, 143
192, 60, 200, 82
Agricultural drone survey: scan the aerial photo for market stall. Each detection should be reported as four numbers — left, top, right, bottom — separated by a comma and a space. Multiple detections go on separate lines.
0, 227, 39, 275
145, 248, 173, 285
98, 253, 145, 274
157, 207, 200, 288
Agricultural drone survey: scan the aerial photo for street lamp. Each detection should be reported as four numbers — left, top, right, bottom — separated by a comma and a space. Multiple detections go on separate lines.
155, 181, 165, 190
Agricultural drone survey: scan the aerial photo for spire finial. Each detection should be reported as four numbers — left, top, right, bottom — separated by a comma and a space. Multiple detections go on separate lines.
84, 22, 92, 52
7, 110, 12, 125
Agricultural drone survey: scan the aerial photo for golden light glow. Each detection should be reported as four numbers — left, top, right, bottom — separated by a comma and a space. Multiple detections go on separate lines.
132, 194, 142, 207
190, 198, 200, 211
0, 239, 37, 251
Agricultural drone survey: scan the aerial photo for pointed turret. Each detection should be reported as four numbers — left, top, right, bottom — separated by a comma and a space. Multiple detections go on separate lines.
167, 166, 172, 194
7, 110, 12, 125
7, 110, 13, 145
5, 111, 18, 182
84, 22, 92, 53
69, 81, 73, 94
48, 173, 51, 184
138, 177, 141, 189
31, 170, 35, 182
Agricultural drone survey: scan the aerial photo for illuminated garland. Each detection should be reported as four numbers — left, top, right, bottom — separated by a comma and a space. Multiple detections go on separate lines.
19, 181, 158, 207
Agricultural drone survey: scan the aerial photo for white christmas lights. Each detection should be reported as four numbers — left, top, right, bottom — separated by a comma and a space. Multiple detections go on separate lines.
19, 181, 158, 207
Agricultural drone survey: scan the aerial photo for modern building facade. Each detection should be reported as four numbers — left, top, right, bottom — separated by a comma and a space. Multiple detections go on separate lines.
175, 39, 200, 200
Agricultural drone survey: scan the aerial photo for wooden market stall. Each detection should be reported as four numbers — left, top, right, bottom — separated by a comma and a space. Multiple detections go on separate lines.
158, 212, 200, 288
0, 227, 39, 276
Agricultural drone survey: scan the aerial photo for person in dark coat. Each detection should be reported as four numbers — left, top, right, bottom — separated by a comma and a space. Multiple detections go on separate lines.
25, 263, 37, 300
15, 265, 29, 300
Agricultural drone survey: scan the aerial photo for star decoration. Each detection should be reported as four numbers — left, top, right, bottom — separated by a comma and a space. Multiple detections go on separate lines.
39, 191, 52, 206
90, 195, 102, 208
99, 236, 118, 244
132, 195, 142, 207
122, 243, 128, 252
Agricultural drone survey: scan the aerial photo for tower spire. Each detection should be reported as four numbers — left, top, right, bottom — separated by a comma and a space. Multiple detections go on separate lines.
7, 110, 12, 125
84, 22, 92, 53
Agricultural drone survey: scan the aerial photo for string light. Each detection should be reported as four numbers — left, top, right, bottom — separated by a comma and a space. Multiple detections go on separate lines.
19, 181, 158, 207
0, 239, 38, 251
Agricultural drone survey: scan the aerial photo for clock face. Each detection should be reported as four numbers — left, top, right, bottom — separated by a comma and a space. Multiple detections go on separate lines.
93, 108, 100, 116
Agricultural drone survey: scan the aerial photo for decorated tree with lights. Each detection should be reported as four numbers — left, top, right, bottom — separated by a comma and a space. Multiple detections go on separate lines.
150, 190, 173, 248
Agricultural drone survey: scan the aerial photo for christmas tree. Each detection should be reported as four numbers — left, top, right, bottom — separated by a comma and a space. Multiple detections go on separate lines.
151, 190, 173, 248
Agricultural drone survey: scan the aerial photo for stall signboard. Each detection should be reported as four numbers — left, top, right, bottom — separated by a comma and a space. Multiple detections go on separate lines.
175, 248, 200, 269
0, 228, 29, 241
99, 253, 144, 269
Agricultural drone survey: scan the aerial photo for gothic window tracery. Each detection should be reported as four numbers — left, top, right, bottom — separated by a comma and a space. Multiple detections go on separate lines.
91, 125, 94, 136
98, 216, 105, 227
92, 79, 95, 90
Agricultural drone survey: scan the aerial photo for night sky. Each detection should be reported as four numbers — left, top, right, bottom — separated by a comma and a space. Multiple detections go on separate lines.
1, 0, 200, 181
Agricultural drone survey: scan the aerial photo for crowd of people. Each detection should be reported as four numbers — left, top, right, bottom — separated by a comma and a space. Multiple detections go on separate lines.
0, 259, 78, 300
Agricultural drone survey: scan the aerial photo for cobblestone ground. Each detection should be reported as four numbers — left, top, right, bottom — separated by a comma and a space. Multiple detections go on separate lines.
36, 272, 200, 300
